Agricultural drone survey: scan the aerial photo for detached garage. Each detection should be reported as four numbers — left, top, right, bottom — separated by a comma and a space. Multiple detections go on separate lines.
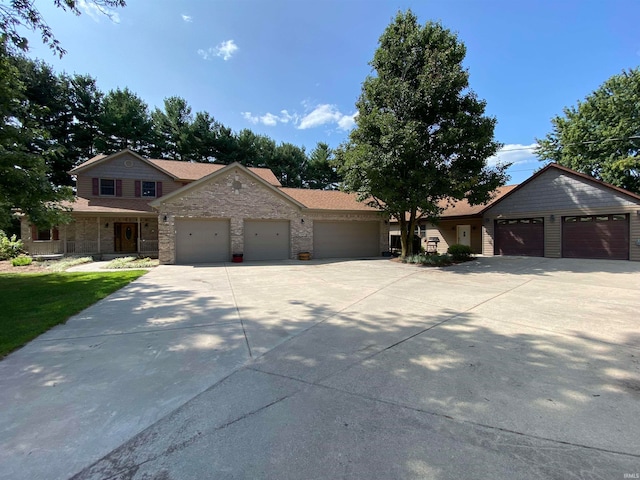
483, 164, 640, 261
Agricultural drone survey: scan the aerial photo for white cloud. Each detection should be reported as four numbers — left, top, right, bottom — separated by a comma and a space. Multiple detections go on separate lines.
241, 110, 299, 127
181, 14, 192, 22
298, 104, 356, 131
198, 40, 239, 61
242, 104, 355, 130
78, 0, 120, 23
487, 143, 537, 168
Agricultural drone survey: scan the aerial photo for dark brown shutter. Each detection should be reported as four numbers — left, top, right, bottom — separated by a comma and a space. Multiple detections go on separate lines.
135, 180, 141, 197
31, 225, 38, 240
156, 181, 163, 197
116, 179, 122, 197
92, 178, 99, 196
52, 228, 59, 241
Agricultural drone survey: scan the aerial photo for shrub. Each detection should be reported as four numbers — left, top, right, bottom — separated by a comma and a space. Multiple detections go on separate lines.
0, 231, 24, 260
421, 253, 452, 267
11, 255, 32, 267
447, 244, 473, 262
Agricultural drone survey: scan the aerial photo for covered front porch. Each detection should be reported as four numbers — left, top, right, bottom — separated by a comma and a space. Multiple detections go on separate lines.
23, 215, 159, 259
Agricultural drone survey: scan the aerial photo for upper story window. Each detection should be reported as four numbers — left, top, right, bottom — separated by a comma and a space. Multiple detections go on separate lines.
100, 179, 115, 196
142, 181, 156, 197
135, 180, 163, 198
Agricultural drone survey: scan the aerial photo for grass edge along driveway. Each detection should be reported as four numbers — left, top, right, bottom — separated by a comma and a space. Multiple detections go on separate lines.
0, 271, 147, 358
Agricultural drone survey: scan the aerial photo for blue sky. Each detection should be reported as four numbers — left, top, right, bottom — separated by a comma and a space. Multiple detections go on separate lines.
25, 0, 640, 184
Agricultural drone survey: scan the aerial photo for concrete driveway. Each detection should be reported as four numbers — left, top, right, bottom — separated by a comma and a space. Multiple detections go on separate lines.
1, 257, 639, 479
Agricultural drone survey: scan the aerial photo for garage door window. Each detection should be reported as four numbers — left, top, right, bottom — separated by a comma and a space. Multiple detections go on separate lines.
496, 218, 543, 225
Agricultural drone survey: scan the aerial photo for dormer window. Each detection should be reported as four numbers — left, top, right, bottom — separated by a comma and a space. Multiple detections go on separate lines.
100, 179, 115, 196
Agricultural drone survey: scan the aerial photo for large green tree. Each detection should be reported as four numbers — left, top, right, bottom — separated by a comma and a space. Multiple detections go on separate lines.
306, 142, 340, 189
0, 43, 72, 229
536, 68, 640, 193
335, 11, 507, 257
97, 87, 154, 154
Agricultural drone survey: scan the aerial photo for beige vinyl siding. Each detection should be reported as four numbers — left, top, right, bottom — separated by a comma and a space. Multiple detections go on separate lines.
485, 209, 640, 261
424, 219, 483, 254
488, 168, 639, 214
631, 214, 640, 261
75, 152, 182, 198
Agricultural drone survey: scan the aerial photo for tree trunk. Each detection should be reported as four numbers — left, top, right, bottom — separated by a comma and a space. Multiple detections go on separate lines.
399, 211, 417, 258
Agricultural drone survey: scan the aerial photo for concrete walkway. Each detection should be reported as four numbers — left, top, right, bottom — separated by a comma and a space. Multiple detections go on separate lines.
1, 257, 639, 479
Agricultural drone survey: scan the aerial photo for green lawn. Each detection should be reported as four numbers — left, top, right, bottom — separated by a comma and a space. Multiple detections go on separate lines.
0, 271, 147, 358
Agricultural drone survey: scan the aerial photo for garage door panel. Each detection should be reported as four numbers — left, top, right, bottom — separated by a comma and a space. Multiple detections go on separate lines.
176, 219, 230, 264
244, 220, 290, 261
562, 215, 629, 260
314, 221, 379, 259
495, 218, 544, 257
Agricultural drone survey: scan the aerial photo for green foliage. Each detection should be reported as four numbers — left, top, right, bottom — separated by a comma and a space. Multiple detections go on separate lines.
0, 44, 74, 230
447, 244, 473, 262
0, 270, 145, 357
536, 68, 640, 194
11, 255, 32, 266
0, 0, 126, 57
401, 253, 453, 267
0, 230, 23, 259
97, 87, 155, 154
306, 142, 340, 189
421, 253, 453, 267
335, 10, 508, 258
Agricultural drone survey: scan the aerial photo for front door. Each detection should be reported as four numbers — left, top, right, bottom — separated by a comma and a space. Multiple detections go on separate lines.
115, 223, 138, 253
456, 225, 471, 247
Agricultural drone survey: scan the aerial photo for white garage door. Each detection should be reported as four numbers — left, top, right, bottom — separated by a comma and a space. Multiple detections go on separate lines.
313, 221, 380, 259
244, 220, 290, 261
175, 218, 230, 264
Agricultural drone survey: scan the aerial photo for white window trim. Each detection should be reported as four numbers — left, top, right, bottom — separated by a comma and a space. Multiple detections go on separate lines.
100, 178, 116, 197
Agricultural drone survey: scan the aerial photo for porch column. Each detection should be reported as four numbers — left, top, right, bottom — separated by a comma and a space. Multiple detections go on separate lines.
63, 225, 67, 255
137, 217, 141, 253
97, 217, 101, 254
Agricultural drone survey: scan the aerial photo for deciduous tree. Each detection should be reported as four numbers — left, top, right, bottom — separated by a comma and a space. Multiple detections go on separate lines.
335, 11, 507, 257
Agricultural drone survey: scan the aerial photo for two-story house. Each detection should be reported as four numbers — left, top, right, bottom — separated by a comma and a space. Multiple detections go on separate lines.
21, 149, 390, 263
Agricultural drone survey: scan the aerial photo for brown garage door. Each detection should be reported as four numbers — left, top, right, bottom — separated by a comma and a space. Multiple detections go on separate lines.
313, 221, 380, 259
562, 214, 629, 260
175, 218, 230, 264
244, 220, 290, 261
494, 218, 544, 256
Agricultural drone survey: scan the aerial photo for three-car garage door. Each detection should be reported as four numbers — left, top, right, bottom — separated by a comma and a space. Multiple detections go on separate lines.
313, 221, 379, 259
494, 218, 544, 257
562, 214, 629, 260
175, 218, 230, 264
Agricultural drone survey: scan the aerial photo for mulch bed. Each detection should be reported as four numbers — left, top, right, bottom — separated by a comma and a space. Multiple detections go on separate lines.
0, 260, 48, 274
